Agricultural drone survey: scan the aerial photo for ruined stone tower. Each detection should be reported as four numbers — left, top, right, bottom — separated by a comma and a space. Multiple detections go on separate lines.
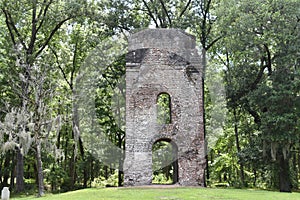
124, 29, 206, 186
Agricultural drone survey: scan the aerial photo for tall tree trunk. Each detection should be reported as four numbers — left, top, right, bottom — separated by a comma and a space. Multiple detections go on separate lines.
16, 148, 25, 193
90, 158, 94, 187
2, 153, 11, 187
117, 133, 123, 187
70, 145, 76, 190
202, 48, 208, 186
83, 154, 88, 188
104, 165, 108, 179
83, 168, 88, 188
10, 151, 15, 188
78, 132, 87, 188
70, 89, 79, 189
233, 108, 245, 186
36, 139, 44, 196
253, 169, 257, 187
118, 165, 123, 187
279, 154, 291, 192
298, 151, 300, 188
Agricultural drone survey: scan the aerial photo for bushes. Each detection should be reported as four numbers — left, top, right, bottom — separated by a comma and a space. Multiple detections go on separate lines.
91, 170, 119, 187
152, 173, 173, 184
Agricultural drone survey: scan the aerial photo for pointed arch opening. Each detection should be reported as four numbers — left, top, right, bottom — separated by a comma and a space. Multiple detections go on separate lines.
157, 93, 171, 124
152, 138, 178, 184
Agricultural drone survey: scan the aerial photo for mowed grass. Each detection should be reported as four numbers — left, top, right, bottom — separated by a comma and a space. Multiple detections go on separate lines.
11, 187, 300, 200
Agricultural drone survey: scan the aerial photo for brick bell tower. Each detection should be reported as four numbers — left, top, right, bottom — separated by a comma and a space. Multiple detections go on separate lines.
123, 29, 205, 186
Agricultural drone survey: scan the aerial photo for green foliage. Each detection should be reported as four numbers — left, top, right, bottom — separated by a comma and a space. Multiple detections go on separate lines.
157, 93, 171, 124
152, 173, 173, 184
44, 163, 68, 192
91, 170, 119, 188
212, 0, 300, 192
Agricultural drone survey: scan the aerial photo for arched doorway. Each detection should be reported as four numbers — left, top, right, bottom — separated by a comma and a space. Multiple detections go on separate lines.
152, 139, 178, 184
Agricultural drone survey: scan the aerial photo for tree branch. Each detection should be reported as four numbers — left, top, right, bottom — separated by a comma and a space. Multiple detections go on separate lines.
179, 0, 192, 18
263, 44, 272, 75
2, 8, 16, 46
36, 0, 53, 34
70, 41, 79, 90
117, 25, 130, 31
159, 0, 172, 27
206, 36, 222, 50
216, 52, 227, 67
231, 62, 268, 103
49, 46, 72, 89
244, 102, 261, 126
150, 0, 164, 27
199, 0, 205, 16
36, 0, 47, 20
2, 9, 27, 50
205, 0, 212, 17
28, 0, 38, 55
142, 0, 159, 28
200, 0, 213, 48
35, 17, 72, 58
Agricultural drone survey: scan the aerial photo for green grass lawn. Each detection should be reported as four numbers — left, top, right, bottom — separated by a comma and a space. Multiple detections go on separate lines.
11, 187, 300, 200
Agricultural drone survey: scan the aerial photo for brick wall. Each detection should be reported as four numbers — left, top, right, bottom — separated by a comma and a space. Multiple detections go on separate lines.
124, 29, 206, 186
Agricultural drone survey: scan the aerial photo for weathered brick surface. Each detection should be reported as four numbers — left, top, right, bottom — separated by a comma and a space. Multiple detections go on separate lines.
124, 29, 205, 186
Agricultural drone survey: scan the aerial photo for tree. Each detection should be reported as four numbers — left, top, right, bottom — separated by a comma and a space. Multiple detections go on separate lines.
215, 0, 300, 191
0, 0, 84, 196
0, 108, 32, 192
